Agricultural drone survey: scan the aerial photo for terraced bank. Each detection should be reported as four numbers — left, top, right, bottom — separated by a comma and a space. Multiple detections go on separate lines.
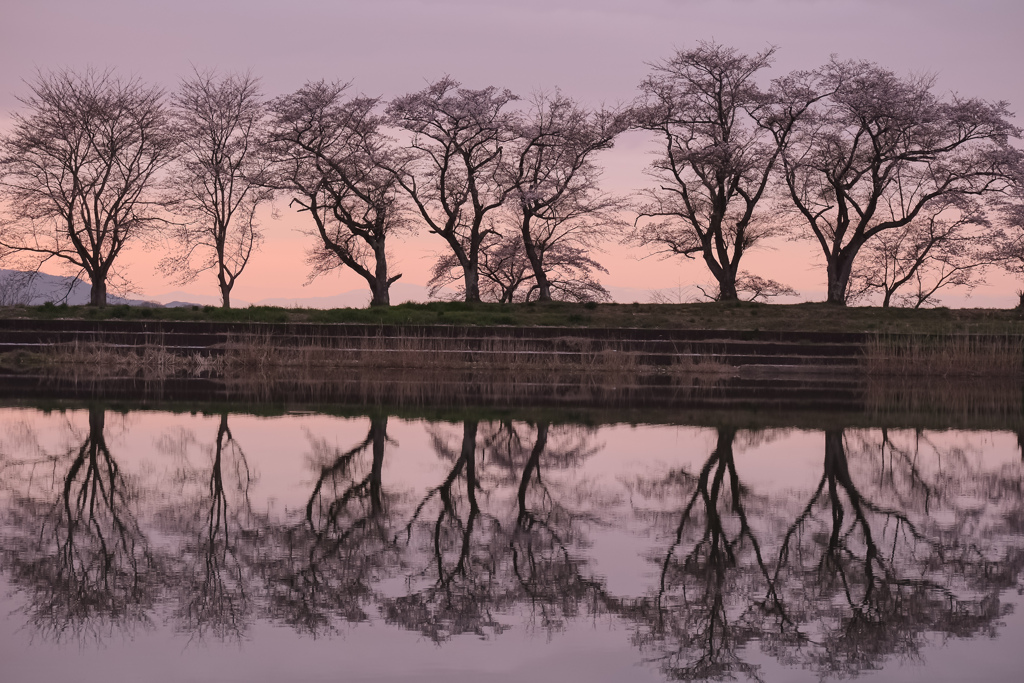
0, 318, 870, 373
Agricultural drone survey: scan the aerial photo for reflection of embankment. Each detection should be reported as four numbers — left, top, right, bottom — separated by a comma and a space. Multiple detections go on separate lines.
864, 377, 1024, 428
2, 370, 1023, 431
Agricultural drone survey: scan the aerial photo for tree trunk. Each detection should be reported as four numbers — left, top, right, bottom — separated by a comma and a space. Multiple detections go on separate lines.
826, 258, 854, 305
463, 267, 481, 303
823, 430, 848, 483
462, 421, 479, 510
516, 423, 548, 522
704, 249, 739, 301
89, 405, 106, 437
369, 243, 394, 307
825, 242, 865, 305
220, 281, 232, 309
520, 222, 552, 302
534, 274, 552, 301
212, 413, 229, 501
716, 274, 739, 301
369, 279, 391, 307
369, 416, 387, 514
89, 277, 108, 307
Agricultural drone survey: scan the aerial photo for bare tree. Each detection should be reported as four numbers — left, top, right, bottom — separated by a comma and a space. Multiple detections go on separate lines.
428, 227, 610, 303
633, 43, 818, 301
993, 171, 1024, 303
623, 426, 1024, 680
849, 196, 998, 307
0, 69, 174, 306
428, 229, 531, 302
268, 82, 405, 306
387, 78, 518, 303
507, 92, 627, 301
261, 418, 397, 634
384, 421, 501, 640
779, 59, 1021, 304
689, 272, 798, 303
624, 428, 781, 681
161, 70, 271, 309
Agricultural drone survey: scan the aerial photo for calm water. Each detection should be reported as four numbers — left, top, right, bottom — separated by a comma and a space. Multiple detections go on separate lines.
1, 404, 1023, 682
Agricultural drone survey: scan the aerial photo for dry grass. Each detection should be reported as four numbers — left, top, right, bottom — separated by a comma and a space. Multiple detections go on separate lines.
217, 332, 734, 377
863, 334, 1024, 377
14, 330, 1024, 380
15, 333, 734, 380
4, 335, 735, 412
39, 341, 219, 375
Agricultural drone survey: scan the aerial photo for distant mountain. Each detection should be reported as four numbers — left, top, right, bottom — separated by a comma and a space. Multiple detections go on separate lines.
0, 269, 160, 307
150, 290, 250, 308
251, 282, 430, 309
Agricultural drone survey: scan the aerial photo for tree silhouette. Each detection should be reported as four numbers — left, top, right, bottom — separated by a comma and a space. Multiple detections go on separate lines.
388, 79, 518, 303
0, 70, 174, 305
778, 60, 1020, 304
624, 426, 1024, 680
157, 413, 256, 640
0, 407, 159, 641
0, 412, 1021, 678
634, 43, 819, 301
506, 92, 626, 301
257, 416, 399, 635
383, 421, 511, 639
268, 83, 406, 306
624, 428, 780, 681
162, 70, 272, 308
761, 430, 1023, 675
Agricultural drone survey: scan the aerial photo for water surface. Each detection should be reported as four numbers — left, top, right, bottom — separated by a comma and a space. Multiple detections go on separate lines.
1, 404, 1022, 682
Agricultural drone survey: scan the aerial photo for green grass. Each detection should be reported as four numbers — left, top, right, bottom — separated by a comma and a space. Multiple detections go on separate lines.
3, 300, 1024, 334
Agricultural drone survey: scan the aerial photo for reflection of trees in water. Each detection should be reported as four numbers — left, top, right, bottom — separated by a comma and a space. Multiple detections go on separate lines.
626, 427, 1024, 681
774, 430, 1024, 678
1, 412, 1023, 680
625, 428, 779, 681
383, 420, 611, 640
155, 413, 255, 640
383, 421, 501, 639
0, 407, 157, 641
255, 416, 400, 635
506, 422, 615, 634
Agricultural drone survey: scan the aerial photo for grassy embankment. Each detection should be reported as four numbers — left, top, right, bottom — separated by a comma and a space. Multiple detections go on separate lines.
4, 299, 1024, 334
3, 300, 1024, 377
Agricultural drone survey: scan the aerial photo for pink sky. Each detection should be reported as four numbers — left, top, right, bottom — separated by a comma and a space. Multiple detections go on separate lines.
1, 0, 1022, 306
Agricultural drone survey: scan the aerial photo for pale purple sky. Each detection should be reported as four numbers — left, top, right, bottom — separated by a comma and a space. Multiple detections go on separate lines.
1, 0, 1022, 305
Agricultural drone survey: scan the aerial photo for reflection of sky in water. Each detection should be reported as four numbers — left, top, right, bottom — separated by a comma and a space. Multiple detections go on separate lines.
1, 407, 1022, 682
1, 590, 1020, 683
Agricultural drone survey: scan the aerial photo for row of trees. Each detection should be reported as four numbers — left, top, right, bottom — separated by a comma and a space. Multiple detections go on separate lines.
1, 44, 1022, 307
